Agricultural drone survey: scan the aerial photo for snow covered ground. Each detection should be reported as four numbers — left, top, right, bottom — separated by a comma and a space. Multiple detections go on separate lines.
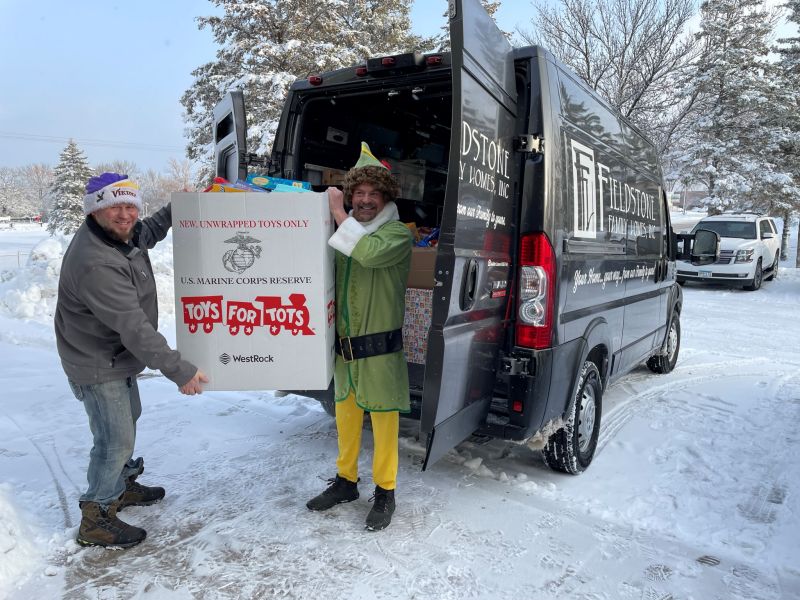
1, 218, 799, 600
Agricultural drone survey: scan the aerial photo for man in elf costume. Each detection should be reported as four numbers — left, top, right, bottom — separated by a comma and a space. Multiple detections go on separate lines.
307, 143, 412, 531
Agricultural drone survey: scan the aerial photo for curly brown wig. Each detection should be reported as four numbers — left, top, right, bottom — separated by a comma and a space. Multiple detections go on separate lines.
343, 165, 400, 204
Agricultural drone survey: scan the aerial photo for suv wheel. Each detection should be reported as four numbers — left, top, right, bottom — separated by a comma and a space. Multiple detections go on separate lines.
743, 258, 763, 291
765, 252, 779, 281
543, 360, 602, 474
647, 313, 681, 374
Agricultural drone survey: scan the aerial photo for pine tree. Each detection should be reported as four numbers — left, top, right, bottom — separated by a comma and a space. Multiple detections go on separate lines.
775, 0, 800, 265
181, 0, 432, 184
47, 141, 93, 235
680, 0, 782, 213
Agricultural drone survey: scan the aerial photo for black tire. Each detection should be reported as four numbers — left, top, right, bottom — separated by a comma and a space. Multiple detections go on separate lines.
542, 361, 602, 474
743, 259, 763, 291
319, 396, 336, 417
647, 313, 681, 374
765, 252, 779, 281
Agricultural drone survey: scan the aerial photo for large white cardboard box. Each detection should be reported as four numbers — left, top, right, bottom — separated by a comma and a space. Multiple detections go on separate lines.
172, 192, 334, 391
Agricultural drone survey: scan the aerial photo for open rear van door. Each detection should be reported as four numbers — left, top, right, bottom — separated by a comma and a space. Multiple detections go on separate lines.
421, 0, 519, 469
212, 90, 248, 182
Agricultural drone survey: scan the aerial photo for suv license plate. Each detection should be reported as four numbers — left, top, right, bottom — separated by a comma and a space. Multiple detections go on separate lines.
699, 270, 711, 278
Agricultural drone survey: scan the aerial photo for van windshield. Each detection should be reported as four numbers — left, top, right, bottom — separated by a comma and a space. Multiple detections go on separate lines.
294, 80, 452, 228
692, 221, 756, 239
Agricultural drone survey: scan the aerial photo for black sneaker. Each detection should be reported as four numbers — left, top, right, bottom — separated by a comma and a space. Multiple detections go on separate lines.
365, 486, 395, 531
306, 475, 359, 511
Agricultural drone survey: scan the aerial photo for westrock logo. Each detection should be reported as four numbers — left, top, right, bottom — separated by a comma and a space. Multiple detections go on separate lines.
218, 352, 275, 365
222, 232, 262, 274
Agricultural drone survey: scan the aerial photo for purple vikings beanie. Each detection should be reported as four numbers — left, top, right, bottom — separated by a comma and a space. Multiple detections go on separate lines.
83, 172, 143, 215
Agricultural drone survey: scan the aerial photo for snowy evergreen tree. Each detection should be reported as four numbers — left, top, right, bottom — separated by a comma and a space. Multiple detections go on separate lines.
181, 0, 432, 185
774, 0, 800, 264
678, 0, 784, 213
47, 141, 93, 235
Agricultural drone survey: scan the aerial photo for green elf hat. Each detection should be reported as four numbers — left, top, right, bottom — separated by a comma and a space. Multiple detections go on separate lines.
353, 141, 390, 170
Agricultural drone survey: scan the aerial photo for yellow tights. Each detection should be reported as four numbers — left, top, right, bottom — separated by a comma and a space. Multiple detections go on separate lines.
335, 392, 399, 490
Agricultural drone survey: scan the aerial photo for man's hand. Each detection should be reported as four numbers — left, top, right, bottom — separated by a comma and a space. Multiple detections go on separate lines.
179, 370, 209, 395
327, 187, 349, 226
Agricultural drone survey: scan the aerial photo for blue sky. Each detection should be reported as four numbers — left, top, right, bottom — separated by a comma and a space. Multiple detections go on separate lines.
0, 0, 793, 175
0, 0, 532, 173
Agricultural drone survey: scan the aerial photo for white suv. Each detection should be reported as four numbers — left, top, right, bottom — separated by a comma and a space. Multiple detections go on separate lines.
677, 214, 780, 291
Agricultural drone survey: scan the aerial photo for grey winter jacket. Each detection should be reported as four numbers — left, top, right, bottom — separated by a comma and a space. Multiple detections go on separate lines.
54, 205, 196, 386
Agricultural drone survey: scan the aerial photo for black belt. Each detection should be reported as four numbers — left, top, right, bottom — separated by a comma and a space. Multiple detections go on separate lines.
335, 329, 403, 363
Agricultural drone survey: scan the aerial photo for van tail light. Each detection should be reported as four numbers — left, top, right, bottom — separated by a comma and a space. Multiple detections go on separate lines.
515, 233, 556, 349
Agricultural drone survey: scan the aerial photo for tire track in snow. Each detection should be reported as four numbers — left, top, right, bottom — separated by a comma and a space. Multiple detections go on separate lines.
596, 357, 797, 457
0, 411, 72, 529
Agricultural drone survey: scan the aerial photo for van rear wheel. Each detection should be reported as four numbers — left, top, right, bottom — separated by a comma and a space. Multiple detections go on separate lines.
543, 361, 602, 474
646, 313, 680, 374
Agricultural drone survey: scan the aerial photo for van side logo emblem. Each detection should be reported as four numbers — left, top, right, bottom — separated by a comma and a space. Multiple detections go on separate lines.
570, 140, 602, 239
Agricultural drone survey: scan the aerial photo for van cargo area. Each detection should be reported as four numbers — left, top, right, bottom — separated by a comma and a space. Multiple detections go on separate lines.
284, 78, 454, 399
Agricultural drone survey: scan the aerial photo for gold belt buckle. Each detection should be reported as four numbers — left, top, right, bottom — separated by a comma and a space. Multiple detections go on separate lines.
339, 336, 354, 363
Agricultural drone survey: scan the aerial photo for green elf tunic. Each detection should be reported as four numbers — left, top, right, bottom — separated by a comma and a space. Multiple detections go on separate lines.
327, 201, 412, 412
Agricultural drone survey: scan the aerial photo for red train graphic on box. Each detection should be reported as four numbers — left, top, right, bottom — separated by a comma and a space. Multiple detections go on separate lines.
181, 293, 317, 336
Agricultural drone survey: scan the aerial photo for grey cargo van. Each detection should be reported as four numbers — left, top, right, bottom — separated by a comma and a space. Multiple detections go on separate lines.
212, 0, 717, 473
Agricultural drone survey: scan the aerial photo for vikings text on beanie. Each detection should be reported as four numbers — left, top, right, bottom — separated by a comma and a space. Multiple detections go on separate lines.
83, 172, 143, 215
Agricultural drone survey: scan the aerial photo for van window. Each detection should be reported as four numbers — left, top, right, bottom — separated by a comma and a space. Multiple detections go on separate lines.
759, 220, 772, 238
294, 81, 452, 228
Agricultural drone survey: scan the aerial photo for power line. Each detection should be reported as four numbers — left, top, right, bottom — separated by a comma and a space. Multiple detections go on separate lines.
0, 131, 185, 153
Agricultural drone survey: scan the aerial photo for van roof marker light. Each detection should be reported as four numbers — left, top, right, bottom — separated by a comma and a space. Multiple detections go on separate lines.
308, 75, 323, 86
355, 66, 368, 77
426, 55, 443, 66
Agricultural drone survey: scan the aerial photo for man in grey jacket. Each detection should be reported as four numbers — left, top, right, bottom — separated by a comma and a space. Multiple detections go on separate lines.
55, 172, 208, 549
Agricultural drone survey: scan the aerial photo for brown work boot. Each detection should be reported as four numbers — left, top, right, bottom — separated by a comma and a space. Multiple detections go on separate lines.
118, 474, 165, 510
76, 501, 146, 549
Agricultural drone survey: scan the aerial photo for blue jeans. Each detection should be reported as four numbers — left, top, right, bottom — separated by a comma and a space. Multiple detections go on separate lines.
68, 377, 143, 507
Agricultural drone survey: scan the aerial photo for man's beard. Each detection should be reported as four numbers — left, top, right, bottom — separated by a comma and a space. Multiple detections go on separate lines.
100, 221, 135, 243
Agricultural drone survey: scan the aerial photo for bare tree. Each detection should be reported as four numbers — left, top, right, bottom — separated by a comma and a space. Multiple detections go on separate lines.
20, 163, 54, 219
517, 0, 700, 155
164, 158, 196, 193
94, 160, 140, 180
0, 167, 24, 217
138, 169, 168, 217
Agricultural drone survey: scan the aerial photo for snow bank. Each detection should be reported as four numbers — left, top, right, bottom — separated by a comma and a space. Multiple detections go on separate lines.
0, 484, 42, 597
0, 232, 177, 327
